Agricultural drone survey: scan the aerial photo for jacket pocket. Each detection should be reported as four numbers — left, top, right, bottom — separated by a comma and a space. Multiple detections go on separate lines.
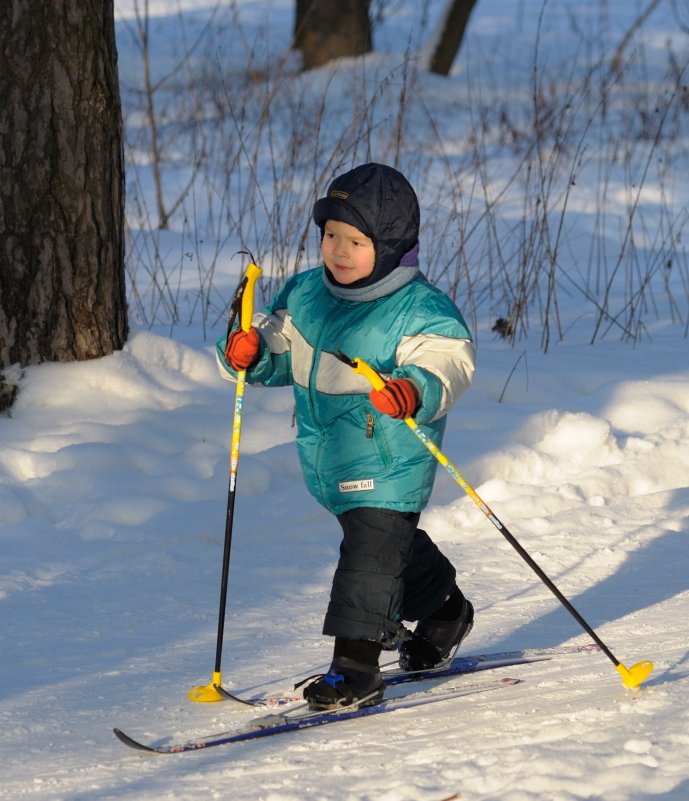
363, 409, 393, 469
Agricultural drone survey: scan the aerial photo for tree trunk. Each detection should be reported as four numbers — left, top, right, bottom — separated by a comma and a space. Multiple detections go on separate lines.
426, 0, 478, 76
0, 0, 128, 369
293, 0, 372, 71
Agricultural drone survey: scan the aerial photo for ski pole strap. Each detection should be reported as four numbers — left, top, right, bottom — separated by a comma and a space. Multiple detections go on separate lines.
225, 278, 247, 341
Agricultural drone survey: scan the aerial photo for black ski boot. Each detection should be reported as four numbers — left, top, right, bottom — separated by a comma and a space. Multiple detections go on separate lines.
303, 639, 384, 710
399, 587, 474, 672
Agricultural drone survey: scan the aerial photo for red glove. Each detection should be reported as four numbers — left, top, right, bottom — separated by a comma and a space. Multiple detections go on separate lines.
224, 328, 260, 370
369, 378, 418, 419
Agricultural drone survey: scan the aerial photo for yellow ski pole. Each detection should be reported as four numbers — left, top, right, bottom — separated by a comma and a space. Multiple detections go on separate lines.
338, 353, 653, 689
189, 262, 262, 702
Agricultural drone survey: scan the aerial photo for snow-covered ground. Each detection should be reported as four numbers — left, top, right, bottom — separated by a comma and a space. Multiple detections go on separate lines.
2, 1, 689, 799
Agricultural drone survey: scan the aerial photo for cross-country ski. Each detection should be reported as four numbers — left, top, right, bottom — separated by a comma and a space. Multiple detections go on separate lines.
115, 676, 520, 754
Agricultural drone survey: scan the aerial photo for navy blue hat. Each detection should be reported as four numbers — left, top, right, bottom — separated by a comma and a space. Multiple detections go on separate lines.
313, 163, 420, 288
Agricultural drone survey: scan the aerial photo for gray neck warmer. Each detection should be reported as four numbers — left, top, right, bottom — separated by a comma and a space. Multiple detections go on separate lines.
323, 262, 419, 302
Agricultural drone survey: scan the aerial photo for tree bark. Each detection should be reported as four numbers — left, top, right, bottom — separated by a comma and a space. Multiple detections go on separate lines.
0, 0, 128, 368
426, 0, 478, 76
293, 0, 372, 71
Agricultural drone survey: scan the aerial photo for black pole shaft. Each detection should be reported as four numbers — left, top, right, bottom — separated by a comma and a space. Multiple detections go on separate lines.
213, 481, 237, 674
493, 517, 620, 667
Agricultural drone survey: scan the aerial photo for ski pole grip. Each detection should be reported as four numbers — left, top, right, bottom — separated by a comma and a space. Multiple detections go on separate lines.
240, 263, 262, 332
351, 358, 387, 391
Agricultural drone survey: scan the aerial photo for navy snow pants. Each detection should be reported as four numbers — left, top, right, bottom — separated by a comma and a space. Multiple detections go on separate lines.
322, 507, 457, 647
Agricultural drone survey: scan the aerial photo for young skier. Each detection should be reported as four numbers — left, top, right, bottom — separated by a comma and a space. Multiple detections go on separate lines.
217, 163, 476, 710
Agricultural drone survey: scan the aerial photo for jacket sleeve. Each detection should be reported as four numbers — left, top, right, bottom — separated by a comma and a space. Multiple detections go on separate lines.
391, 291, 476, 424
215, 276, 298, 387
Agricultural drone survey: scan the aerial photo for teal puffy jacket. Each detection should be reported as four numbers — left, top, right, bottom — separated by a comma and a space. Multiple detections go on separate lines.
217, 267, 474, 514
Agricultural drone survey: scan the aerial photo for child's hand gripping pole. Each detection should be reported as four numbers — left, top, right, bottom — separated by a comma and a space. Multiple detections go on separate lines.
223, 262, 262, 369
338, 353, 653, 690
189, 262, 262, 703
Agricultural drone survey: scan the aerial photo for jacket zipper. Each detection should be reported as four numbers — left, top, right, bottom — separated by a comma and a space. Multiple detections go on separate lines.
364, 410, 392, 467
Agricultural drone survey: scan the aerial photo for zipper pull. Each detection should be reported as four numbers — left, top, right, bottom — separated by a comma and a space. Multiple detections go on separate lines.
366, 412, 374, 439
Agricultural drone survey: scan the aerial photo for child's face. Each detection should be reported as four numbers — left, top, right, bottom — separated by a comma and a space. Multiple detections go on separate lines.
322, 220, 375, 284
